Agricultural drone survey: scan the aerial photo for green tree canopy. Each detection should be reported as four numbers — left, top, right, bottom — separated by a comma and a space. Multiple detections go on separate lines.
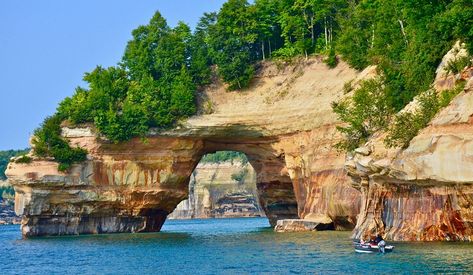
31, 1, 473, 168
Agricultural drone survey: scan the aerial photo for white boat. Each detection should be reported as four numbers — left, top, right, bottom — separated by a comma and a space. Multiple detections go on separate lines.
353, 240, 394, 253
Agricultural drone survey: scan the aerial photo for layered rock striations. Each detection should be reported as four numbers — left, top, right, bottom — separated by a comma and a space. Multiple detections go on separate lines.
6, 58, 365, 237
0, 181, 20, 225
168, 161, 265, 219
348, 79, 473, 241
9, 51, 473, 241
348, 44, 473, 241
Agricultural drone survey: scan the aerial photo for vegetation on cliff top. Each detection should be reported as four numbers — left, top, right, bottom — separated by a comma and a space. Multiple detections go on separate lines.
334, 79, 467, 151
32, 0, 473, 167
200, 151, 248, 164
332, 0, 473, 151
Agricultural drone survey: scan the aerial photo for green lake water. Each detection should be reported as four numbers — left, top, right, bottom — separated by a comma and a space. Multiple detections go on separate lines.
1, 217, 473, 274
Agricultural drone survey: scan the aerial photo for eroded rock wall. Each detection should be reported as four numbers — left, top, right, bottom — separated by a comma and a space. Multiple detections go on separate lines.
168, 161, 265, 219
9, 136, 207, 236
348, 62, 473, 241
7, 58, 363, 237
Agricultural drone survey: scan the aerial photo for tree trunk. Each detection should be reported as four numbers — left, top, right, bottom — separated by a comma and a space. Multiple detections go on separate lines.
311, 17, 315, 46
329, 19, 333, 45
398, 19, 408, 45
268, 40, 272, 58
262, 41, 265, 60
324, 17, 328, 51
371, 24, 375, 48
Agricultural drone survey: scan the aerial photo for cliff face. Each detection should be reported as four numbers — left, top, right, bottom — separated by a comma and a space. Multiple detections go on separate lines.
9, 51, 472, 240
7, 58, 363, 237
168, 161, 265, 219
0, 181, 20, 225
347, 44, 473, 241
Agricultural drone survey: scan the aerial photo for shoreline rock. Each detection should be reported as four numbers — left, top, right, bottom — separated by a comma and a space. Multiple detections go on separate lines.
274, 219, 334, 232
348, 46, 473, 241
6, 58, 366, 238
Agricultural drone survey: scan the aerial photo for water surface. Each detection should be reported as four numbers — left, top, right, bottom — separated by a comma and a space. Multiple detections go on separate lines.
1, 218, 473, 274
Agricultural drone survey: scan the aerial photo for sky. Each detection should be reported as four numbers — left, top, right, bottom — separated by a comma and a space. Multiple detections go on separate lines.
0, 0, 227, 150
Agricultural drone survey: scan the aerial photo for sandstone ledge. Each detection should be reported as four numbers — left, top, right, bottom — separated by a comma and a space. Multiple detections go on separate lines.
7, 58, 363, 237
347, 46, 473, 241
274, 219, 334, 232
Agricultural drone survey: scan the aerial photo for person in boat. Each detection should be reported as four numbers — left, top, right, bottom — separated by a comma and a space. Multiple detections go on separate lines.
374, 234, 383, 244
369, 236, 377, 245
375, 234, 386, 253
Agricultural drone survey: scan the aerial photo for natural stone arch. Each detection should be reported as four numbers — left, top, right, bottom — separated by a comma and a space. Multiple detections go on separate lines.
201, 139, 299, 226
8, 128, 360, 237
7, 59, 364, 237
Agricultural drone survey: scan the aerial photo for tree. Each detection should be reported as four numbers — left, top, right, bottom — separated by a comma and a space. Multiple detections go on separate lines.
332, 78, 393, 151
210, 0, 258, 89
254, 0, 283, 59
122, 11, 170, 80
189, 12, 217, 86
278, 0, 310, 57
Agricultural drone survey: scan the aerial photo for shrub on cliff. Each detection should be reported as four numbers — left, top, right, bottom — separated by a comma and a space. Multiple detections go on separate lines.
444, 55, 472, 75
334, 79, 466, 151
385, 82, 466, 148
332, 78, 394, 151
201, 151, 248, 164
325, 47, 338, 68
32, 115, 87, 171
31, 0, 473, 167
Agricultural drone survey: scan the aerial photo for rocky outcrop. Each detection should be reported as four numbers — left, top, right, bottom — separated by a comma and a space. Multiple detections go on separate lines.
0, 203, 20, 225
348, 44, 473, 241
274, 218, 334, 232
7, 58, 364, 237
168, 161, 265, 219
0, 181, 20, 225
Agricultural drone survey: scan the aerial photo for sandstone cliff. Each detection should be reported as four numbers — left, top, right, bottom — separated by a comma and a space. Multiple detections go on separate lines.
347, 43, 473, 241
7, 57, 363, 237
0, 181, 20, 225
8, 49, 473, 241
168, 161, 264, 219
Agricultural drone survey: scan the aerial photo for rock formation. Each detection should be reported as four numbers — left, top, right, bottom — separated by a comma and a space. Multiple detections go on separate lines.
168, 161, 265, 219
348, 43, 473, 241
8, 47, 473, 241
0, 181, 20, 225
7, 58, 362, 237
274, 218, 334, 232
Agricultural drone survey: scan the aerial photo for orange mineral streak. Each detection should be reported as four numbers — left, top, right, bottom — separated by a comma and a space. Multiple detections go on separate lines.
2, 58, 390, 237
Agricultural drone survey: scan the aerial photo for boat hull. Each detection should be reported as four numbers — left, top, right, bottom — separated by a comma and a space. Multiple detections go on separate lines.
354, 243, 394, 253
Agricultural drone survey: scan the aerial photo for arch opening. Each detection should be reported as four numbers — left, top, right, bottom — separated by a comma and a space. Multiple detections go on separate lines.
169, 151, 265, 220
166, 138, 301, 228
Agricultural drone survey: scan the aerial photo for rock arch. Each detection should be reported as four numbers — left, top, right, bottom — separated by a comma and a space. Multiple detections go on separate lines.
7, 59, 363, 237
8, 128, 361, 237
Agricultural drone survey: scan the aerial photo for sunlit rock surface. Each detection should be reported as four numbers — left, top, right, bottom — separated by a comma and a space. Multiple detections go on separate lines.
274, 218, 334, 232
168, 161, 265, 219
349, 48, 473, 241
7, 58, 366, 237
